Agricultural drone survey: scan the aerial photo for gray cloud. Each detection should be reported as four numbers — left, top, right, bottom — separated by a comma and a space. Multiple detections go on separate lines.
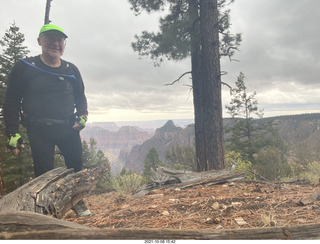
1, 0, 320, 121
225, 0, 320, 88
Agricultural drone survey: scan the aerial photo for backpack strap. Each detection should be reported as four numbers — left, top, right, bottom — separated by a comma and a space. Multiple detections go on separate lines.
19, 58, 76, 80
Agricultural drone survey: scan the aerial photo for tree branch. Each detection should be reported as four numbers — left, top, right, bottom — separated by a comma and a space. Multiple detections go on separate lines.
221, 81, 232, 89
165, 71, 192, 86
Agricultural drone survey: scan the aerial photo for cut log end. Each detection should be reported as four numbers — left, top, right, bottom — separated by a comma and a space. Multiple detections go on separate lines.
0, 164, 109, 218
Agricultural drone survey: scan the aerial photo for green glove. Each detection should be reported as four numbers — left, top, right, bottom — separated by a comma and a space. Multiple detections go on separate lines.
8, 133, 23, 150
74, 115, 87, 130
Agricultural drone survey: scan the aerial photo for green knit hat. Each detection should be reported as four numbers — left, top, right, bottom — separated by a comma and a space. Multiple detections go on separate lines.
39, 24, 68, 38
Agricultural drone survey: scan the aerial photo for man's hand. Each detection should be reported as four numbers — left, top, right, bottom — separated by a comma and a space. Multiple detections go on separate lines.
72, 115, 87, 131
8, 133, 25, 156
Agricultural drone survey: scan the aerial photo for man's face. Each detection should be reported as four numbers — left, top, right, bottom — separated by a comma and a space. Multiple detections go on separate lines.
38, 33, 66, 59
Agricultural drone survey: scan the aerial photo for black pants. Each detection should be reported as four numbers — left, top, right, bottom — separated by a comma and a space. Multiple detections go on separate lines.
26, 121, 83, 177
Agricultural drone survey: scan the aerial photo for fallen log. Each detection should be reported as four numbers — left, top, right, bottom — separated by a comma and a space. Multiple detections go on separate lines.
151, 166, 246, 187
0, 211, 91, 233
0, 164, 108, 218
133, 166, 245, 197
0, 211, 320, 240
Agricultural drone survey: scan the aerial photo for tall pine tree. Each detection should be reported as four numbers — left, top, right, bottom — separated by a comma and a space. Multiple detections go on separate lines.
0, 22, 31, 194
128, 0, 241, 171
0, 22, 29, 108
225, 72, 288, 171
225, 72, 263, 162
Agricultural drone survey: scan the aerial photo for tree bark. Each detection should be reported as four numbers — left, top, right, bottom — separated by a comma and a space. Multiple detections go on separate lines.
0, 164, 108, 218
198, 0, 225, 171
189, 0, 225, 172
189, 0, 206, 172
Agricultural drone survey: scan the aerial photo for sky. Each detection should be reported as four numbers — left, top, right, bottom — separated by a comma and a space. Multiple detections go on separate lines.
1, 0, 319, 123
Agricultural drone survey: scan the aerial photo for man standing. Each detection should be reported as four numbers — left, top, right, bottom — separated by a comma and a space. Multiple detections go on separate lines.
3, 24, 90, 217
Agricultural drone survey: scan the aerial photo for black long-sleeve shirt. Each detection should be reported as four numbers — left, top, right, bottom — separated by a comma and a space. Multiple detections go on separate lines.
3, 55, 88, 137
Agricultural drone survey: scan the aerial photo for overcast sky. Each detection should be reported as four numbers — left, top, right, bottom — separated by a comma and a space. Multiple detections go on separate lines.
1, 0, 319, 122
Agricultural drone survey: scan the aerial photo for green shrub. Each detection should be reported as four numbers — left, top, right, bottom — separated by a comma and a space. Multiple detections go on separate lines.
289, 162, 320, 184
225, 151, 254, 180
254, 147, 292, 181
112, 173, 145, 197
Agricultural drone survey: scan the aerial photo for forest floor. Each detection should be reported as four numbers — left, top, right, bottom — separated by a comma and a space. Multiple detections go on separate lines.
63, 181, 320, 230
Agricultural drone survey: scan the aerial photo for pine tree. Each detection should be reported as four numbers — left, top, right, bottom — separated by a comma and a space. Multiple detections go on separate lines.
55, 138, 112, 193
225, 72, 263, 162
143, 147, 164, 177
165, 144, 197, 171
0, 22, 30, 124
128, 0, 241, 171
81, 138, 112, 192
0, 22, 29, 111
225, 72, 290, 181
0, 22, 30, 194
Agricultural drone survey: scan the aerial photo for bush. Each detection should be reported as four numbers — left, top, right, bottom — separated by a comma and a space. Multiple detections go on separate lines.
288, 162, 320, 184
225, 151, 254, 180
254, 147, 292, 181
112, 173, 145, 197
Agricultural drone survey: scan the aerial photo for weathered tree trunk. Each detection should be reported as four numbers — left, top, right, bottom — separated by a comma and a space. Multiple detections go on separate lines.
0, 164, 108, 218
1, 211, 320, 240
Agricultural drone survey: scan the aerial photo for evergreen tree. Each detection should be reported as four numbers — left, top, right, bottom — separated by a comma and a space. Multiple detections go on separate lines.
81, 138, 112, 192
165, 144, 197, 171
0, 22, 29, 106
128, 0, 241, 171
143, 147, 164, 177
0, 22, 31, 194
225, 72, 290, 180
54, 138, 112, 192
225, 72, 263, 162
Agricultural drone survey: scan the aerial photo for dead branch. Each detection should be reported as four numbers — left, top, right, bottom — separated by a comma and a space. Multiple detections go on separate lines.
165, 71, 192, 86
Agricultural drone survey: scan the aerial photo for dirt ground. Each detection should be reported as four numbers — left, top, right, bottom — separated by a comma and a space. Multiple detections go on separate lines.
63, 182, 320, 230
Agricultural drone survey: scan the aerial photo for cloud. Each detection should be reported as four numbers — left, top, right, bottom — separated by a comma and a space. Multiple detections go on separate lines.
225, 0, 320, 88
1, 0, 319, 121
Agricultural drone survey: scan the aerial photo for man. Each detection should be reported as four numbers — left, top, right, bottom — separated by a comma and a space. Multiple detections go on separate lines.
3, 24, 90, 217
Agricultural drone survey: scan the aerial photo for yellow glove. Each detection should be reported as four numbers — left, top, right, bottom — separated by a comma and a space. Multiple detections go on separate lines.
73, 115, 87, 131
8, 133, 23, 150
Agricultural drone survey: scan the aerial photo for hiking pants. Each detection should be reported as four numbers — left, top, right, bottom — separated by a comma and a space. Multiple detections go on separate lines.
26, 120, 83, 177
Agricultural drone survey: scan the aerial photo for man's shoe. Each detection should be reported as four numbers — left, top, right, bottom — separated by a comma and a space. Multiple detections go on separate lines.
72, 200, 91, 217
